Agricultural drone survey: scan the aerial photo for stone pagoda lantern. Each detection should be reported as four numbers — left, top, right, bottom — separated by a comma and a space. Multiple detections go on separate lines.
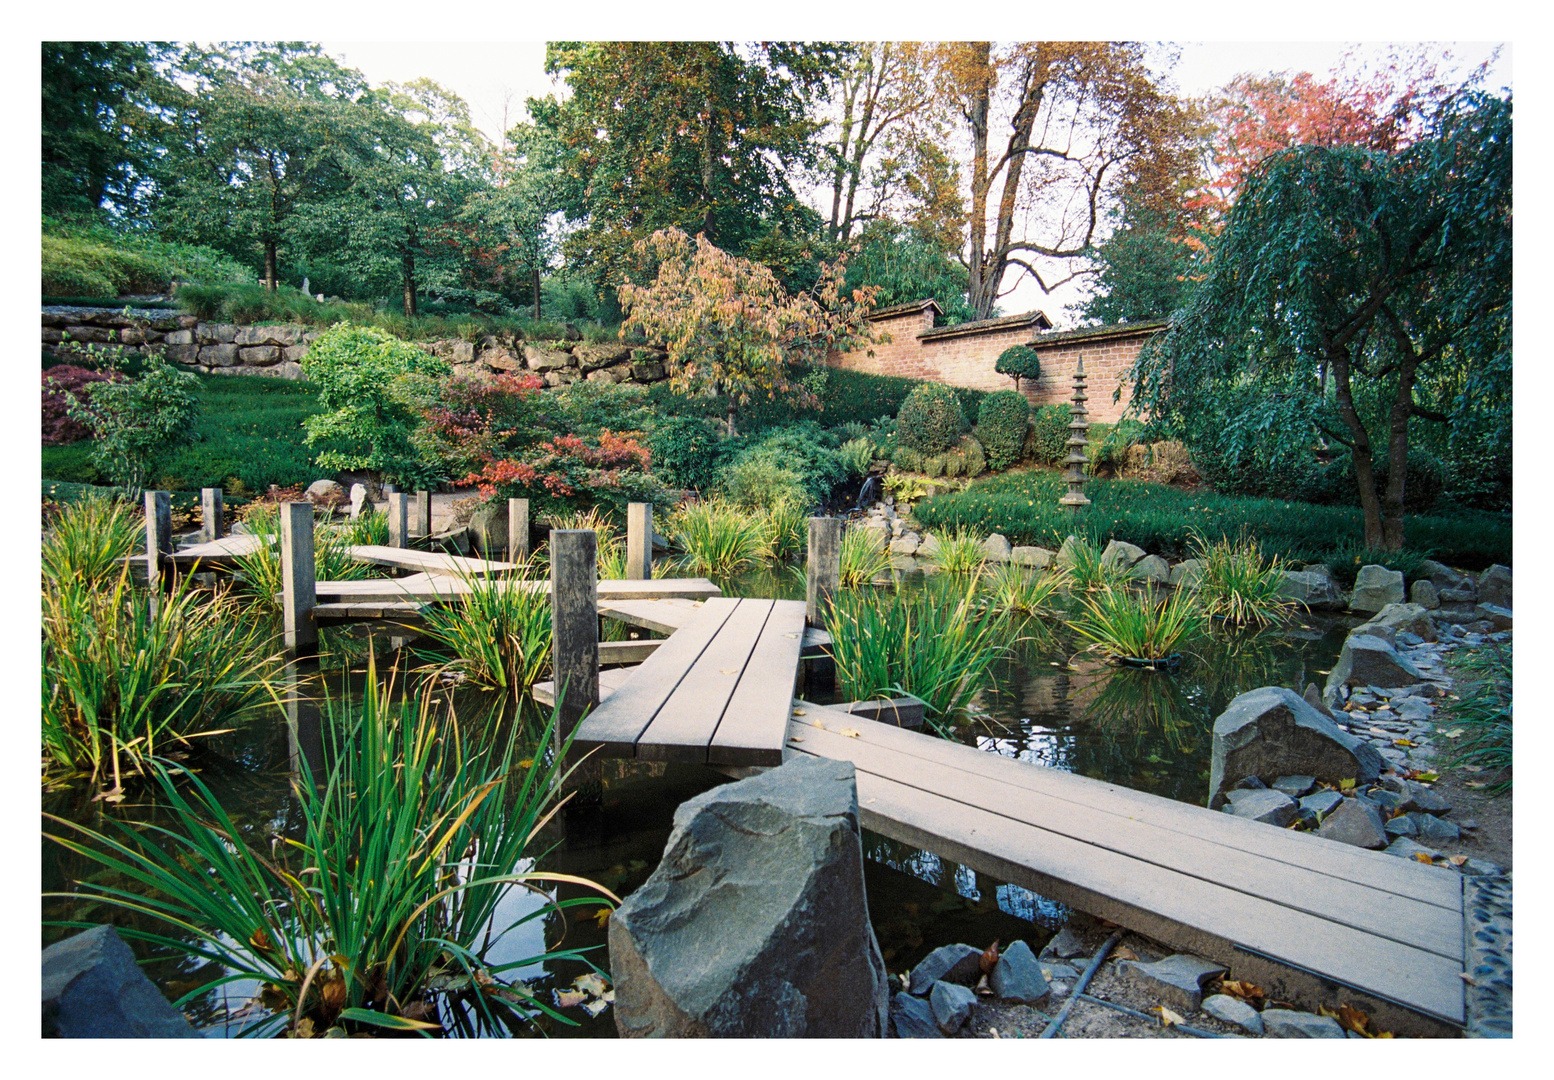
1060, 357, 1091, 516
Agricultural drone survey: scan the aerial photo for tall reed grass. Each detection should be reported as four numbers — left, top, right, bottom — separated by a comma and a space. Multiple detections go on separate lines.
44, 664, 617, 1037
762, 499, 809, 563
416, 568, 552, 694
663, 499, 773, 576
923, 528, 986, 574
42, 489, 143, 587
839, 528, 895, 587
1068, 583, 1204, 662
1436, 645, 1511, 794
41, 569, 283, 788
1192, 532, 1296, 627
232, 505, 378, 608
824, 580, 1012, 731
980, 561, 1069, 617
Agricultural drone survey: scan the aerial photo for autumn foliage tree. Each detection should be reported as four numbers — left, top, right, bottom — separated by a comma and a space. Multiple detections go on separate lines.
619, 228, 882, 435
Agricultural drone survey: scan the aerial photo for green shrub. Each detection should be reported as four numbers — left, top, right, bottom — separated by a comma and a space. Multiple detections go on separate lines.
61, 357, 200, 491
840, 437, 876, 477
725, 424, 848, 503
41, 220, 252, 298
949, 436, 987, 479
925, 453, 947, 478
644, 415, 731, 491
1085, 420, 1144, 476
1028, 404, 1072, 466
720, 458, 811, 511
898, 382, 969, 455
994, 344, 1042, 390
976, 390, 1031, 471
300, 322, 450, 486
892, 445, 925, 472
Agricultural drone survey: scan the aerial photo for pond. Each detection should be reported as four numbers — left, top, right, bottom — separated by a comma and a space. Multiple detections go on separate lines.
43, 562, 1356, 1036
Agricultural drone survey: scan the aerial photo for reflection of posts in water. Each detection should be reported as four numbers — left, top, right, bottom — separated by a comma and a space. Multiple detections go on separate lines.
550, 529, 601, 806
284, 659, 325, 783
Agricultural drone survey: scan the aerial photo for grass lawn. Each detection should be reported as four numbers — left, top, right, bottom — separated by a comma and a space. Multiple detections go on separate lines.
42, 372, 322, 496
911, 468, 1511, 571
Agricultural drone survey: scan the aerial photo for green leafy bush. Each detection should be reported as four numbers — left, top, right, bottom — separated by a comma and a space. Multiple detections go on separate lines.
898, 382, 969, 455
840, 437, 876, 477
724, 424, 848, 503
1027, 404, 1072, 466
42, 219, 252, 298
60, 357, 199, 491
892, 445, 925, 472
994, 344, 1042, 390
977, 390, 1031, 471
301, 323, 450, 485
720, 458, 811, 512
644, 415, 731, 491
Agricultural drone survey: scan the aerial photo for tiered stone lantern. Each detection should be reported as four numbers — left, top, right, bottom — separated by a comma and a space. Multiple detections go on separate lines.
1059, 357, 1091, 516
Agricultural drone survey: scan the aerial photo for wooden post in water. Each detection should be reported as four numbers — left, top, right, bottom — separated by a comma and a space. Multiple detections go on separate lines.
806, 517, 841, 628
508, 498, 530, 564
144, 490, 172, 590
412, 490, 431, 539
200, 487, 224, 542
280, 501, 317, 656
550, 529, 600, 801
626, 502, 653, 580
386, 492, 409, 548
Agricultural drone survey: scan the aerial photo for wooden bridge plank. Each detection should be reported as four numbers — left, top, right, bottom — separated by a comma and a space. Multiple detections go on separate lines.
571, 597, 741, 757
599, 597, 705, 634
345, 544, 520, 576
167, 533, 268, 566
533, 666, 635, 709
793, 701, 1462, 912
787, 714, 1461, 962
308, 576, 722, 604
635, 599, 775, 763
708, 600, 808, 767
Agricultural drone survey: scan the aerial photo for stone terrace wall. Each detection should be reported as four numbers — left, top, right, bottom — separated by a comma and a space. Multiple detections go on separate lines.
829, 301, 1166, 424
41, 307, 672, 387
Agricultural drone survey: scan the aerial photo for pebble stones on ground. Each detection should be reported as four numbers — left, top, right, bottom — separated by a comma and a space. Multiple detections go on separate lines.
1462, 873, 1513, 1038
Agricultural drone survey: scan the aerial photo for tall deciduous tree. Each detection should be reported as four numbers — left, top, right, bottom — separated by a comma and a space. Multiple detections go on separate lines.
930, 42, 1190, 320
1130, 92, 1510, 550
619, 228, 880, 435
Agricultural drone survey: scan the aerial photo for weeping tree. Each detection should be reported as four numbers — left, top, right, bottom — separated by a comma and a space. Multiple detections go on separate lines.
1129, 92, 1510, 550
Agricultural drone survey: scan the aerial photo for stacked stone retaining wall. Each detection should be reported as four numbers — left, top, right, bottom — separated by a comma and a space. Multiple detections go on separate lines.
41, 307, 672, 387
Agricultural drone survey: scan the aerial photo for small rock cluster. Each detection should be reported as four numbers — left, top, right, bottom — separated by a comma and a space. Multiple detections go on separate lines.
890, 933, 1081, 1037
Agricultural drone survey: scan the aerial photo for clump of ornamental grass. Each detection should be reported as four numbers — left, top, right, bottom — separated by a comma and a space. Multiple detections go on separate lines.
663, 498, 773, 577
762, 499, 810, 562
923, 528, 987, 574
41, 568, 283, 789
1068, 583, 1204, 662
823, 579, 1012, 732
42, 489, 143, 588
542, 507, 620, 553
336, 507, 390, 547
44, 661, 618, 1038
1060, 535, 1126, 593
1436, 645, 1512, 794
980, 561, 1070, 617
416, 566, 552, 694
1193, 531, 1298, 627
231, 504, 378, 608
839, 527, 895, 587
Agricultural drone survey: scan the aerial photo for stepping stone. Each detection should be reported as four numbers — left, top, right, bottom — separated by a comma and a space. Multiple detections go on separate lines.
1202, 993, 1263, 1035
1385, 837, 1442, 862
1261, 1009, 1346, 1038
1316, 798, 1388, 849
1224, 788, 1297, 826
990, 941, 1050, 1005
1041, 927, 1088, 960
930, 980, 977, 1034
1300, 790, 1345, 818
1118, 954, 1228, 1012
890, 992, 942, 1038
908, 944, 983, 995
1271, 775, 1315, 798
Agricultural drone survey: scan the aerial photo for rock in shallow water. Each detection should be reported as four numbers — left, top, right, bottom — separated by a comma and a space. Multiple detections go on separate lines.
608, 757, 889, 1037
42, 925, 201, 1038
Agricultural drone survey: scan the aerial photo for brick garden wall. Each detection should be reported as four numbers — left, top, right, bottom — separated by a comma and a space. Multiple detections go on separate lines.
830, 302, 1166, 424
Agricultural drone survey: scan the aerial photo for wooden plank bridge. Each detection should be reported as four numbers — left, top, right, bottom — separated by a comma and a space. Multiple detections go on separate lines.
148, 494, 1469, 1036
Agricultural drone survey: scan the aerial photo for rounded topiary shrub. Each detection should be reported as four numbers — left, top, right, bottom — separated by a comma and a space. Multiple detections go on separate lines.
976, 390, 1030, 471
898, 383, 968, 455
995, 344, 1042, 390
892, 445, 925, 473
1026, 404, 1071, 466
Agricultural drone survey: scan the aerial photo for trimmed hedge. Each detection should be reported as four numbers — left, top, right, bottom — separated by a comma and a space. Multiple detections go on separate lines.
911, 469, 1511, 570
898, 382, 969, 454
1027, 404, 1071, 466
976, 390, 1030, 471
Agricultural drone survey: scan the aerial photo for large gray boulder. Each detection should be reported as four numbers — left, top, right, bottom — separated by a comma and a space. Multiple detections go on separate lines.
304, 479, 345, 505
43, 926, 201, 1038
1355, 602, 1437, 644
522, 343, 574, 372
1350, 565, 1405, 614
1418, 558, 1475, 596
1133, 554, 1172, 585
467, 503, 510, 559
1209, 687, 1381, 809
1478, 564, 1512, 609
1055, 535, 1085, 568
1101, 539, 1147, 572
982, 533, 1013, 563
609, 757, 890, 1038
1170, 558, 1205, 589
1409, 579, 1440, 610
1323, 635, 1425, 706
1277, 570, 1346, 610
1011, 545, 1055, 569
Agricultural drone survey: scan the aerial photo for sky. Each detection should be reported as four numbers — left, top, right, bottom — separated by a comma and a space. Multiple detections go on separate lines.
315, 40, 1508, 325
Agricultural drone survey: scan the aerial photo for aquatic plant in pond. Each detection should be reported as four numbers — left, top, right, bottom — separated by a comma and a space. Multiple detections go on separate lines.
1068, 583, 1204, 663
979, 561, 1069, 618
416, 566, 552, 694
1060, 536, 1128, 593
42, 489, 142, 587
43, 666, 618, 1038
41, 569, 283, 788
923, 528, 987, 574
824, 580, 1012, 731
231, 505, 379, 609
761, 499, 809, 562
839, 528, 895, 587
663, 498, 772, 576
1192, 532, 1296, 628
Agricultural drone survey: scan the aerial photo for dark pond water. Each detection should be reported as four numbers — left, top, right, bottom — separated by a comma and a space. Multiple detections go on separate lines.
43, 563, 1355, 1036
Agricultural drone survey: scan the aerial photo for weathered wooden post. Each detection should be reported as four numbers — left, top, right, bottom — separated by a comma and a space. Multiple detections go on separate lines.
508, 497, 530, 564
387, 492, 409, 548
550, 529, 600, 800
143, 490, 172, 590
412, 490, 432, 539
806, 517, 841, 627
280, 501, 317, 656
626, 502, 653, 580
200, 487, 224, 542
